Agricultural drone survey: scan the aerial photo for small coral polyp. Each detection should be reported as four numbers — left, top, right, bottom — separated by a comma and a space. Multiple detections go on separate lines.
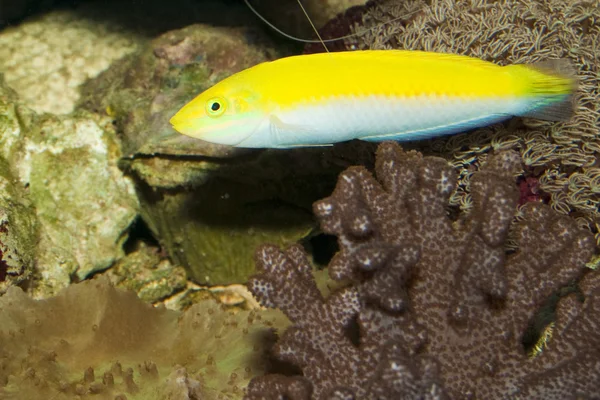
246, 141, 600, 399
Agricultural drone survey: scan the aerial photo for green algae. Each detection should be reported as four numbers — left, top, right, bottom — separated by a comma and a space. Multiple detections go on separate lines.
0, 76, 139, 297
0, 156, 37, 295
104, 242, 187, 303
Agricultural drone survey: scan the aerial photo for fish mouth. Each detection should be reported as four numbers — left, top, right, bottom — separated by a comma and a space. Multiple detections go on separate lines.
170, 116, 264, 147
170, 105, 267, 146
169, 112, 188, 134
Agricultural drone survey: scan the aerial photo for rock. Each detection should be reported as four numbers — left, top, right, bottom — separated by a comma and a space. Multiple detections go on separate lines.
80, 21, 355, 286
103, 242, 187, 304
0, 6, 141, 114
0, 0, 266, 115
0, 157, 37, 295
0, 75, 139, 297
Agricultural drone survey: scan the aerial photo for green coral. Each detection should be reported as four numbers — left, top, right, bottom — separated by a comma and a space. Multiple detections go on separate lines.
0, 276, 289, 399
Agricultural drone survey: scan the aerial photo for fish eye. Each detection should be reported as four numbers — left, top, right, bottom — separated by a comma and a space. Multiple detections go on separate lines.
206, 97, 226, 117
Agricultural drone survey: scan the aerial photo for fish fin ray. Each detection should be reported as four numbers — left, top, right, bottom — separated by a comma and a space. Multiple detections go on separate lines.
268, 114, 332, 148
520, 94, 574, 122
527, 58, 577, 82
514, 58, 577, 122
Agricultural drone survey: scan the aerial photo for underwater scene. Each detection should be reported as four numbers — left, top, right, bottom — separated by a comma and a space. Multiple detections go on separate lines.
0, 0, 599, 398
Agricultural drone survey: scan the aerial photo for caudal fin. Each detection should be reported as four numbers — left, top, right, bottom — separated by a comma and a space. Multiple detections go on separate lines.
514, 58, 577, 122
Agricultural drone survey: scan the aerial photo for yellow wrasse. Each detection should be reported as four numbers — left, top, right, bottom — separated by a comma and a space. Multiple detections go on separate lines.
169, 50, 575, 148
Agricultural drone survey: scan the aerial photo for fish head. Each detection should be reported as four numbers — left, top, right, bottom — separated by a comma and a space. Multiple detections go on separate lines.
170, 80, 266, 146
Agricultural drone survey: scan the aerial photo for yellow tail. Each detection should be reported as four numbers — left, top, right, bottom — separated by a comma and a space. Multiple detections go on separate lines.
509, 59, 577, 121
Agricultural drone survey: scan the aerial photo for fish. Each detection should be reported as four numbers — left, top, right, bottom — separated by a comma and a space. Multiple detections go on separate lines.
169, 49, 575, 149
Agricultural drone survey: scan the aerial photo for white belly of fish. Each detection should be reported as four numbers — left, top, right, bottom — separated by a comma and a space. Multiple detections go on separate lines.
240, 94, 529, 148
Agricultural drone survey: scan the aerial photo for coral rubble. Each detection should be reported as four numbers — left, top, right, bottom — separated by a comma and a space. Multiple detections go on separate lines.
103, 242, 187, 304
246, 142, 599, 399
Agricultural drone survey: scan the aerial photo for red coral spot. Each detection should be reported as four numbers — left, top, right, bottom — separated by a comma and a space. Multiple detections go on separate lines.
0, 249, 6, 282
518, 176, 543, 206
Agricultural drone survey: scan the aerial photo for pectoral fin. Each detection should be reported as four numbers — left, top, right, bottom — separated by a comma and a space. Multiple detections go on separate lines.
269, 114, 332, 148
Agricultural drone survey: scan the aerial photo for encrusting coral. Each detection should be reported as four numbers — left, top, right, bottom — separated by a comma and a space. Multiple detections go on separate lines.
308, 0, 600, 244
0, 276, 289, 399
245, 142, 600, 399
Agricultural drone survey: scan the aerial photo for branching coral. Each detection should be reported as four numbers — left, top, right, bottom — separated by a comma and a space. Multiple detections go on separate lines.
311, 0, 600, 243
247, 244, 443, 399
245, 142, 599, 399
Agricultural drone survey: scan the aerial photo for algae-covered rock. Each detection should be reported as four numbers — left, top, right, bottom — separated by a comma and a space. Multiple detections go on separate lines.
79, 23, 281, 158
104, 242, 187, 304
29, 114, 139, 285
131, 147, 346, 285
0, 156, 37, 295
0, 0, 271, 115
0, 78, 37, 294
0, 76, 139, 296
0, 5, 142, 114
0, 276, 289, 399
79, 22, 356, 285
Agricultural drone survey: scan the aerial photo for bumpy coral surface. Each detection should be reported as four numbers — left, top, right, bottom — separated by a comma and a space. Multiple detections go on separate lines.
0, 276, 288, 399
246, 142, 599, 399
309, 0, 600, 244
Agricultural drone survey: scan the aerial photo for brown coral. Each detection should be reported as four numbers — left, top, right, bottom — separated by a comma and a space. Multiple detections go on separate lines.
247, 244, 444, 399
246, 142, 599, 399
